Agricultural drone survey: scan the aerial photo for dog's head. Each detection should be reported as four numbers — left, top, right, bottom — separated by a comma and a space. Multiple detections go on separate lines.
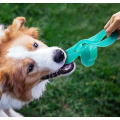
0, 17, 75, 102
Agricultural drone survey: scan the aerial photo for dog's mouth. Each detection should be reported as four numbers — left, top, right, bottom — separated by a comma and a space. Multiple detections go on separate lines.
41, 62, 75, 80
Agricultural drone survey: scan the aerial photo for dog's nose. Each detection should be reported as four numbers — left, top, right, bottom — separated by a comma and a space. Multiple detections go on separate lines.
54, 49, 65, 63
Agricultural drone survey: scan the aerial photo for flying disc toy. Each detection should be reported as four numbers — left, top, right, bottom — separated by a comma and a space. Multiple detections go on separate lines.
65, 29, 119, 66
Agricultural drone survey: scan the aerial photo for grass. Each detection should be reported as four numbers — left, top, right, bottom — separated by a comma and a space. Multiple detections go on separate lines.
0, 3, 120, 117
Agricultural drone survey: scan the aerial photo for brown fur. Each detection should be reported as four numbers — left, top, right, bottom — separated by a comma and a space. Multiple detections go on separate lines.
0, 17, 50, 101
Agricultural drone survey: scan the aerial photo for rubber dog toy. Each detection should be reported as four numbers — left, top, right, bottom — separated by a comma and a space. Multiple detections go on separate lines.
65, 29, 119, 66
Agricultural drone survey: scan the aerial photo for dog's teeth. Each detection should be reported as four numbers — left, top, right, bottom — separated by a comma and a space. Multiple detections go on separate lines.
64, 66, 71, 71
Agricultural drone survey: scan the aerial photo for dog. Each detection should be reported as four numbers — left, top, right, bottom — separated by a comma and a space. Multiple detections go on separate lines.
0, 17, 75, 117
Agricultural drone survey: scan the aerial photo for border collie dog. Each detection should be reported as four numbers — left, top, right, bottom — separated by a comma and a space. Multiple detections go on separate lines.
0, 17, 75, 117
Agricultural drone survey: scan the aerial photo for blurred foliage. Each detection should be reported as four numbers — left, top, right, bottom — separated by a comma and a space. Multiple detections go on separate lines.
0, 3, 120, 116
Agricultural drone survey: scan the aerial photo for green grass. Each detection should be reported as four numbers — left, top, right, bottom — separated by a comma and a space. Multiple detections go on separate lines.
1, 3, 120, 117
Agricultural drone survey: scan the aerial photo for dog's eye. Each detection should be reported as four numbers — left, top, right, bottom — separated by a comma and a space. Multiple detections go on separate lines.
28, 64, 34, 73
33, 43, 38, 48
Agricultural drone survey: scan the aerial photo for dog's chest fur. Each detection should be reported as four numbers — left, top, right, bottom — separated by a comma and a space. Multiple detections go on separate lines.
0, 80, 49, 110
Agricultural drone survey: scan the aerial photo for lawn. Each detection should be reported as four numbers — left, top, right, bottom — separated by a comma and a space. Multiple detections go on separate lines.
0, 3, 120, 117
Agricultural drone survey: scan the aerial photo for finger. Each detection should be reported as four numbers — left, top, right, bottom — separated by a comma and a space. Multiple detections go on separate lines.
104, 19, 111, 30
110, 17, 114, 25
105, 21, 119, 36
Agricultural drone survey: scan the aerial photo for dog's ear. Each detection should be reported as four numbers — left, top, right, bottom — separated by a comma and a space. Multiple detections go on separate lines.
11, 17, 26, 30
26, 27, 39, 39
11, 17, 39, 39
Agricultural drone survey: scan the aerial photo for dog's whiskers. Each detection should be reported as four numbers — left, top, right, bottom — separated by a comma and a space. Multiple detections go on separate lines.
58, 40, 68, 49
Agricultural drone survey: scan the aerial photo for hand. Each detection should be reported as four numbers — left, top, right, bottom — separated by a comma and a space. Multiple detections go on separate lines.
104, 12, 120, 39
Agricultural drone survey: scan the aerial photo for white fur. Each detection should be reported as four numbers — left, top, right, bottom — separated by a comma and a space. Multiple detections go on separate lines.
0, 25, 5, 42
32, 80, 49, 99
0, 110, 8, 117
0, 80, 49, 111
0, 94, 27, 110
0, 108, 23, 117
4, 108, 23, 117
7, 46, 66, 71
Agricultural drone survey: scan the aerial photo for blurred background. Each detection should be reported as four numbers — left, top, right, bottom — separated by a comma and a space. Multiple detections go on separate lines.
0, 3, 120, 117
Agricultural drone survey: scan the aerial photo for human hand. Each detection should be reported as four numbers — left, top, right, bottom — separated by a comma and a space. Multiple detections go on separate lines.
104, 12, 120, 39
